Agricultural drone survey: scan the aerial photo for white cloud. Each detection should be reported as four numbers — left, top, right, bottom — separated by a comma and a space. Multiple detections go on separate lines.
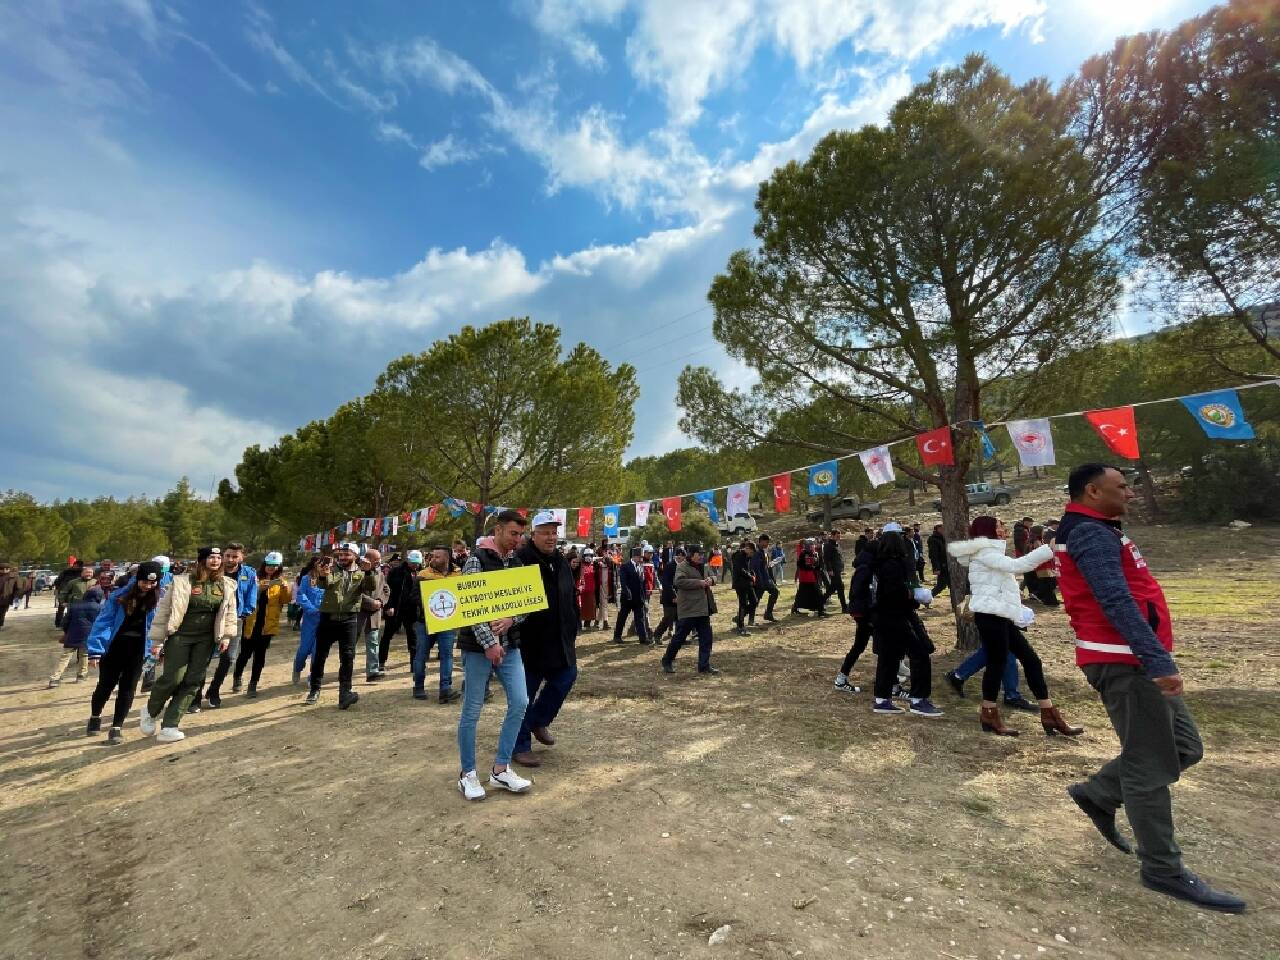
375, 121, 416, 148
359, 36, 493, 97
521, 0, 628, 69
419, 134, 479, 170
548, 218, 725, 288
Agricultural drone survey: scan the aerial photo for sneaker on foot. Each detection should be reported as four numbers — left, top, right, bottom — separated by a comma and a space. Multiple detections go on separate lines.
489, 767, 532, 793
47, 679, 60, 689
231, 681, 242, 693
945, 670, 965, 698
698, 665, 721, 676
187, 700, 202, 714
107, 727, 124, 745
338, 689, 359, 710
139, 707, 158, 736
245, 684, 258, 698
909, 698, 944, 718
872, 698, 905, 715
205, 691, 221, 709
458, 770, 486, 801
661, 660, 675, 674
86, 716, 102, 736
304, 688, 320, 705
156, 726, 185, 743
833, 679, 861, 694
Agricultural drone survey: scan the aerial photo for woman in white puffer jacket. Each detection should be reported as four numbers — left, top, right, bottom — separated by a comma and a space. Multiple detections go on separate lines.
948, 516, 1082, 737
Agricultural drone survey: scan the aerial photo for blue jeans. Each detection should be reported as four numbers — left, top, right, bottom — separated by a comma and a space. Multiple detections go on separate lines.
514, 664, 578, 754
458, 648, 529, 774
412, 622, 455, 693
662, 616, 714, 671
955, 646, 1022, 699
293, 612, 319, 673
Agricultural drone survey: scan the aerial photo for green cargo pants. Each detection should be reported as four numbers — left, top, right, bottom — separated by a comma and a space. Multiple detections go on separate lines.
1080, 663, 1204, 878
146, 632, 217, 728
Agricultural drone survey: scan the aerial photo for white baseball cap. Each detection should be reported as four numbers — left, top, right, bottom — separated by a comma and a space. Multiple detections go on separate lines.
338, 541, 360, 552
264, 551, 283, 566
881, 521, 903, 533
406, 549, 424, 564
151, 554, 171, 571
531, 509, 558, 527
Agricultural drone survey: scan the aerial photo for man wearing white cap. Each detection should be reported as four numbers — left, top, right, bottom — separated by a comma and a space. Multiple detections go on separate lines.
307, 541, 377, 709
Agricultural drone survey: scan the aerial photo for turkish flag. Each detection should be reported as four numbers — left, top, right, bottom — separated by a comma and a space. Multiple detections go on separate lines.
401, 511, 412, 523
662, 497, 682, 532
1084, 406, 1140, 459
516, 508, 529, 519
576, 507, 592, 539
468, 502, 482, 514
915, 426, 954, 466
771, 473, 791, 513
426, 505, 439, 524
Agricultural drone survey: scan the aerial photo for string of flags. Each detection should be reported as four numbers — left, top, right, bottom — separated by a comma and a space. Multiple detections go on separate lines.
296, 380, 1274, 550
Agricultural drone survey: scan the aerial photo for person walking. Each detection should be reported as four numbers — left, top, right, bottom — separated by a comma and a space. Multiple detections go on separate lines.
651, 547, 682, 643
834, 534, 878, 694
141, 547, 239, 743
947, 516, 1083, 737
0, 561, 22, 630
1056, 463, 1244, 913
357, 548, 389, 682
612, 547, 651, 645
820, 530, 848, 613
730, 540, 758, 635
770, 541, 786, 583
306, 542, 376, 709
456, 510, 532, 801
927, 524, 950, 597
200, 543, 257, 710
577, 548, 599, 629
409, 547, 460, 703
791, 539, 825, 615
864, 530, 943, 718
51, 561, 84, 629
232, 552, 292, 697
291, 557, 324, 684
50, 581, 104, 687
85, 561, 163, 743
512, 511, 580, 768
381, 552, 416, 672
751, 534, 779, 622
660, 545, 719, 676
55, 564, 96, 633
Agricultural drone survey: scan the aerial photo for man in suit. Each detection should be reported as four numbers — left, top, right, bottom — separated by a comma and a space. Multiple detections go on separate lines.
613, 547, 652, 645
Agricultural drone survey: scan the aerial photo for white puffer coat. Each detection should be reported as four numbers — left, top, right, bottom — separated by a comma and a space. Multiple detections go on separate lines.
947, 538, 1053, 623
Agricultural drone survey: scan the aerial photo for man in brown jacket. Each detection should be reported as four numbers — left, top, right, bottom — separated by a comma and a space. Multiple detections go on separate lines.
0, 562, 21, 629
359, 549, 390, 682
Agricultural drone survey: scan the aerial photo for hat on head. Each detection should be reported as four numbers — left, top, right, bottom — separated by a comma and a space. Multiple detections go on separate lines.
406, 549, 424, 565
197, 546, 221, 563
582, 548, 595, 558
881, 521, 903, 533
264, 551, 283, 566
151, 554, 171, 571
135, 560, 163, 584
531, 509, 558, 528
338, 541, 360, 553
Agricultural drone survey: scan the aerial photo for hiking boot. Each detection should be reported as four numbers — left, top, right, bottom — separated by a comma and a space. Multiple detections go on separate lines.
1140, 870, 1246, 914
439, 689, 461, 704
86, 716, 102, 736
338, 688, 359, 710
1066, 783, 1132, 854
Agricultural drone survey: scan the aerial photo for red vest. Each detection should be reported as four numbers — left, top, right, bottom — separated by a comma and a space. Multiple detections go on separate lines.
1054, 504, 1174, 668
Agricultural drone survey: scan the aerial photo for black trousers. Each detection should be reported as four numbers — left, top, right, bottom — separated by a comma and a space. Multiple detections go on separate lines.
754, 583, 778, 618
233, 632, 274, 687
91, 634, 146, 728
821, 574, 847, 612
614, 597, 650, 641
974, 612, 1048, 702
652, 603, 677, 640
930, 567, 951, 597
840, 617, 873, 675
871, 611, 933, 701
380, 614, 404, 667
311, 613, 358, 691
734, 584, 758, 625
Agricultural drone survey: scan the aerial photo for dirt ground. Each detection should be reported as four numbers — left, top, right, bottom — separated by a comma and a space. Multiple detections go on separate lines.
2, 523, 1277, 960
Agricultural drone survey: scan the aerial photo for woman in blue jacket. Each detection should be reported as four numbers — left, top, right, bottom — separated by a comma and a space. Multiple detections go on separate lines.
292, 556, 324, 685
85, 560, 163, 743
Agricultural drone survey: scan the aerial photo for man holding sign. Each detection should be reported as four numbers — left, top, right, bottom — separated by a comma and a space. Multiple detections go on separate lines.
454, 509, 536, 801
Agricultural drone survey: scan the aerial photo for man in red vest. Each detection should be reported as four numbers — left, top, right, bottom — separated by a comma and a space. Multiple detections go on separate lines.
1055, 463, 1245, 913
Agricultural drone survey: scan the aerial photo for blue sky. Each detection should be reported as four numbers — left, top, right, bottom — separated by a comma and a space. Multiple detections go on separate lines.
1, 0, 1211, 501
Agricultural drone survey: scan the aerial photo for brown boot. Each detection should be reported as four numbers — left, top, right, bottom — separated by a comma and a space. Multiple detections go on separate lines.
532, 725, 556, 746
980, 705, 1019, 736
1040, 706, 1084, 737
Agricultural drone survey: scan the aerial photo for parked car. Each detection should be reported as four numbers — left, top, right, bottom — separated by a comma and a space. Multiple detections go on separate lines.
805, 497, 883, 523
716, 512, 760, 536
932, 482, 1018, 509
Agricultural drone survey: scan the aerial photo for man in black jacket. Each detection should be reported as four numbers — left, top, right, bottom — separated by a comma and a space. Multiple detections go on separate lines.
820, 529, 848, 613
927, 525, 950, 597
613, 547, 652, 645
512, 512, 580, 768
750, 534, 779, 622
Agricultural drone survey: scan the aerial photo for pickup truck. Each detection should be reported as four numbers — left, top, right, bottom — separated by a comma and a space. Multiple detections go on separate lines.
932, 482, 1018, 509
805, 497, 883, 523
716, 512, 760, 536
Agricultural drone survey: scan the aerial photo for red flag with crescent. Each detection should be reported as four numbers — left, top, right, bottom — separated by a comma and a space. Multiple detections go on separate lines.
426, 504, 439, 525
1084, 406, 1140, 459
516, 508, 529, 519
662, 497, 682, 532
915, 426, 954, 466
576, 507, 592, 539
771, 473, 791, 513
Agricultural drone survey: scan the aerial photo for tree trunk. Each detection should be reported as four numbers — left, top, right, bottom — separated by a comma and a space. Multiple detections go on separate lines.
907, 483, 916, 507
937, 465, 980, 651
1135, 459, 1161, 518
821, 495, 832, 528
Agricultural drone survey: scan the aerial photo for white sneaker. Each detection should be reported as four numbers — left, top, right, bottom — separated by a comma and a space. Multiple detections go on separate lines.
139, 707, 158, 736
458, 770, 486, 801
155, 727, 185, 743
488, 767, 532, 793
834, 680, 861, 694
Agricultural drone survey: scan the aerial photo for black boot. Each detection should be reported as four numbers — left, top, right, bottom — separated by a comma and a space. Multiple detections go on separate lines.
338, 687, 359, 710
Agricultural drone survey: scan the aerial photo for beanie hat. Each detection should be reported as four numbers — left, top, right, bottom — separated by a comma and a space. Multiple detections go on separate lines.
135, 561, 164, 584
968, 515, 999, 539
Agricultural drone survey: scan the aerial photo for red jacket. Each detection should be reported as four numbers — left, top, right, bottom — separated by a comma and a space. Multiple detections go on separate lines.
1055, 504, 1174, 669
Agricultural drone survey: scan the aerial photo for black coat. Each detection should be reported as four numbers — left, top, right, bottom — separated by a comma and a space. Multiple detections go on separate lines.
730, 549, 755, 589
515, 542, 578, 673
927, 532, 947, 572
822, 538, 845, 576
388, 563, 419, 621
618, 560, 647, 603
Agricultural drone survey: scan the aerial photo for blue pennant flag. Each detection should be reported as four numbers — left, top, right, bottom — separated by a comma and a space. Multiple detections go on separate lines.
1179, 389, 1255, 440
807, 460, 838, 496
693, 490, 720, 522
968, 420, 997, 461
602, 505, 621, 537
443, 497, 466, 518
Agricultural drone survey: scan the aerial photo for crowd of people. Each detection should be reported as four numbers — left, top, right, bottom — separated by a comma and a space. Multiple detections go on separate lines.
6, 462, 1247, 913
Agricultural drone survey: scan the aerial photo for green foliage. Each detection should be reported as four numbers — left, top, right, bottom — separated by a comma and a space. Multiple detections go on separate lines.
0, 491, 70, 564
1179, 440, 1280, 522
629, 512, 720, 549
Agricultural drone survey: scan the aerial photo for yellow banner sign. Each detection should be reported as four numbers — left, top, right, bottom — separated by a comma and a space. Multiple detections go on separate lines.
419, 565, 548, 632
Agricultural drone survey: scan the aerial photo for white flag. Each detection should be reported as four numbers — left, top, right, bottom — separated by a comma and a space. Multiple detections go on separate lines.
859, 445, 896, 487
725, 482, 751, 517
634, 501, 650, 527
551, 508, 567, 540
1006, 418, 1056, 467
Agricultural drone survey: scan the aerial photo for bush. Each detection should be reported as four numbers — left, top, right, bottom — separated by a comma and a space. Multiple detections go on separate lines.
628, 513, 721, 550
1178, 440, 1280, 522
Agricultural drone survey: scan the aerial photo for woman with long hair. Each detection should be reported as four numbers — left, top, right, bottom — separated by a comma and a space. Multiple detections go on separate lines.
866, 530, 942, 718
141, 547, 238, 743
233, 552, 292, 697
85, 561, 163, 743
948, 516, 1083, 737
292, 555, 324, 685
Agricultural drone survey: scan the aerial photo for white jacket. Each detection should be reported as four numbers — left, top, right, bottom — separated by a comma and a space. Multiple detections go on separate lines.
947, 538, 1053, 623
148, 574, 239, 645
